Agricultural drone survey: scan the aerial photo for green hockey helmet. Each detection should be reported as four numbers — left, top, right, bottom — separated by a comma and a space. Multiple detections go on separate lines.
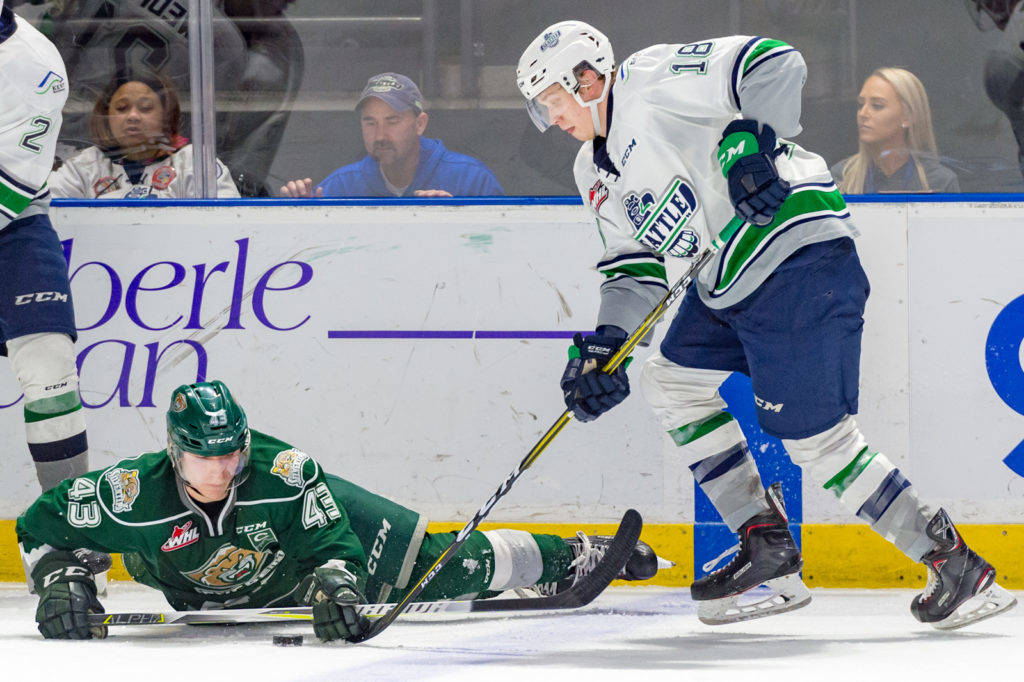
166, 380, 251, 487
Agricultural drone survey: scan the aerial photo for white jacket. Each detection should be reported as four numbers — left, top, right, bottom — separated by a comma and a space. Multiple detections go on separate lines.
49, 144, 240, 199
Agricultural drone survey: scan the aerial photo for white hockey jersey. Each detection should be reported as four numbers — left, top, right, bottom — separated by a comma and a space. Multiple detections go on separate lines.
0, 5, 66, 230
574, 36, 856, 329
49, 144, 241, 199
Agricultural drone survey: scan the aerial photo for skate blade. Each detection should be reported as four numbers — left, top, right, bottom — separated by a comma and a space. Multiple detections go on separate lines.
697, 573, 811, 625
656, 556, 676, 570
929, 582, 1017, 631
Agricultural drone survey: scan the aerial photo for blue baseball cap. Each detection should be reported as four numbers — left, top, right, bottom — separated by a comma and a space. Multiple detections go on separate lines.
356, 72, 424, 113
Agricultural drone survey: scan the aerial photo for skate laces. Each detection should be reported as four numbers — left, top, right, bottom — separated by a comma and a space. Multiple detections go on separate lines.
568, 532, 606, 583
702, 543, 740, 573
920, 567, 941, 602
513, 533, 605, 599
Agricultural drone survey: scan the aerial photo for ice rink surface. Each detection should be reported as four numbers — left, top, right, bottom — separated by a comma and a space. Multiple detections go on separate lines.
1, 583, 1020, 682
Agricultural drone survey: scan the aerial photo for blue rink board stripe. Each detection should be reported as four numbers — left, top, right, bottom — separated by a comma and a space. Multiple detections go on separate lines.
327, 330, 584, 339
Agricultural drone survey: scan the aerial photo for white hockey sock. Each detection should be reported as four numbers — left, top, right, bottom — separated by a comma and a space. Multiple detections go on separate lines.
785, 416, 935, 561
8, 333, 89, 490
482, 529, 544, 591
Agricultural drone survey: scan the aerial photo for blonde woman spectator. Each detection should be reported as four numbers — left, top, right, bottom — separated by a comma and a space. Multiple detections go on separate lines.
830, 68, 959, 193
50, 75, 239, 199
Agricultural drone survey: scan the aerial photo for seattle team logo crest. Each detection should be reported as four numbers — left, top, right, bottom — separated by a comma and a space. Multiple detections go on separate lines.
622, 176, 701, 257
104, 468, 140, 512
161, 520, 200, 552
540, 30, 561, 51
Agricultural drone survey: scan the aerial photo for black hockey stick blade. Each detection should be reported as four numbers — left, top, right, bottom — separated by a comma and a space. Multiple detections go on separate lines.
470, 508, 642, 612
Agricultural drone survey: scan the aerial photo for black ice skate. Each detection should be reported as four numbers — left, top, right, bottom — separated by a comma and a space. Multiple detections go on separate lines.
521, 533, 673, 597
691, 482, 811, 625
910, 508, 1016, 630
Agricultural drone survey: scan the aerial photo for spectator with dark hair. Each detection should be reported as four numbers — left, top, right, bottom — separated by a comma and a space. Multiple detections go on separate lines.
49, 75, 240, 199
281, 73, 503, 198
830, 68, 959, 193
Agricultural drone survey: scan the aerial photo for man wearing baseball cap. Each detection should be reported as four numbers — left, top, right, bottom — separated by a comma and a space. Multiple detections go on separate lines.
281, 72, 503, 197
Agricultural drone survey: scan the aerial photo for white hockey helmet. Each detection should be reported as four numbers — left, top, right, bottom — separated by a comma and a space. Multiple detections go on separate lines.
516, 20, 615, 133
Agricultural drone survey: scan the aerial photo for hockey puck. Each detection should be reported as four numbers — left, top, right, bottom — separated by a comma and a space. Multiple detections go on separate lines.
272, 634, 303, 646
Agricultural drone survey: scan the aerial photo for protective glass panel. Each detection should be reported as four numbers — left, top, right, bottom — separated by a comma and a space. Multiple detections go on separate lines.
17, 0, 1024, 197
15, 0, 203, 199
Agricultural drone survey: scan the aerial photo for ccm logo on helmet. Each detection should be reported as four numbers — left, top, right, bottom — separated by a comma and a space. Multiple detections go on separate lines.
207, 436, 235, 444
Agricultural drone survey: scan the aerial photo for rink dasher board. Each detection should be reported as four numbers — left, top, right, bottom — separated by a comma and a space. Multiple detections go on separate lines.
0, 201, 1020, 586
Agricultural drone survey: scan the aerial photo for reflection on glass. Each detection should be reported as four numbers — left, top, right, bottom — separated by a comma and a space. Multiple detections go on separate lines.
968, 0, 1024, 182
32, 0, 299, 197
280, 72, 503, 198
14, 0, 1024, 197
49, 74, 240, 198
831, 68, 959, 194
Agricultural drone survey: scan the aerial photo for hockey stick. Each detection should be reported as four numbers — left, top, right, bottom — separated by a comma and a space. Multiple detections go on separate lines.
350, 217, 746, 643
91, 508, 642, 628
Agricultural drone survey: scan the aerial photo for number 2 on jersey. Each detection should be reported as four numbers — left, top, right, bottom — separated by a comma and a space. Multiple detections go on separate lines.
671, 41, 714, 75
19, 117, 52, 154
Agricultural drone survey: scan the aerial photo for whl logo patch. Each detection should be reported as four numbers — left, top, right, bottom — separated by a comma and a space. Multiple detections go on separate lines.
161, 521, 199, 552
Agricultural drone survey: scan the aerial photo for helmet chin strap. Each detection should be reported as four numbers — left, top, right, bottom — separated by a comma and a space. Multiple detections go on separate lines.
576, 76, 612, 137
589, 103, 603, 137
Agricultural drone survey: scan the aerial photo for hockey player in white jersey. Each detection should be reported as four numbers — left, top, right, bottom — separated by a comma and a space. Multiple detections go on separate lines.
517, 21, 1016, 629
0, 0, 94, 494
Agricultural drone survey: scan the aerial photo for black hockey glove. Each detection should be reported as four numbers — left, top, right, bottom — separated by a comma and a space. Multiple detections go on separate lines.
298, 560, 369, 643
560, 326, 631, 423
31, 551, 107, 640
717, 119, 791, 226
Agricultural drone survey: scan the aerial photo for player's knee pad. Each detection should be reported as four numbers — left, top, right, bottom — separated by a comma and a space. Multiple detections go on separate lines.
7, 332, 87, 459
481, 529, 543, 591
640, 352, 731, 429
983, 50, 1024, 115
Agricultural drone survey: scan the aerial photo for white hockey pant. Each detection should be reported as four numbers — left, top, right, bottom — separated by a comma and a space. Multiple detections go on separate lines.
7, 332, 89, 490
640, 353, 769, 531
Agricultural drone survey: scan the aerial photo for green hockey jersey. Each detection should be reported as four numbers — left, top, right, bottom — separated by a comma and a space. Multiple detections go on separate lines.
16, 430, 370, 610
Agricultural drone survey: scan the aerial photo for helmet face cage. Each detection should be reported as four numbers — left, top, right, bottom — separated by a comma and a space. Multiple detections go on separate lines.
517, 21, 615, 132
166, 381, 252, 491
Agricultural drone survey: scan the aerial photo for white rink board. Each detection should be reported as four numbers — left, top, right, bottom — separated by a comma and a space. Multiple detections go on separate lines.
0, 202, 1021, 523
907, 203, 1024, 515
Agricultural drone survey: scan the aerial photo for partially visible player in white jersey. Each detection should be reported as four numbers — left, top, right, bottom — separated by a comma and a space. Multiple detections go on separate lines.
517, 21, 1016, 629
965, 0, 1024, 179
0, 0, 93, 494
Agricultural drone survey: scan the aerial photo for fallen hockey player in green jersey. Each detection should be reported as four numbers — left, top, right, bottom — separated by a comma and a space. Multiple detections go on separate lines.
16, 380, 664, 642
